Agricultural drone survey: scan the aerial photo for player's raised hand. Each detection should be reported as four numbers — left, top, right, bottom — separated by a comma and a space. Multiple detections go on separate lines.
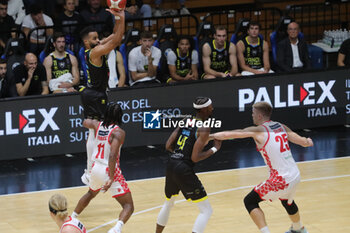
106, 9, 125, 20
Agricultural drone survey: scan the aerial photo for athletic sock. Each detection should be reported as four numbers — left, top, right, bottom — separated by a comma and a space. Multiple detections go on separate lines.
114, 220, 124, 232
71, 212, 78, 218
260, 226, 270, 233
292, 221, 302, 231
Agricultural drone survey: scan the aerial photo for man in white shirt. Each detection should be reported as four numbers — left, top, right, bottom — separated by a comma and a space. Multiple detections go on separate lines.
128, 31, 161, 86
22, 4, 54, 55
276, 22, 311, 72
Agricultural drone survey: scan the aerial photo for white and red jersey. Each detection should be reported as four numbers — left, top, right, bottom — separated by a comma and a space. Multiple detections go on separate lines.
93, 122, 121, 166
60, 216, 86, 233
257, 121, 300, 184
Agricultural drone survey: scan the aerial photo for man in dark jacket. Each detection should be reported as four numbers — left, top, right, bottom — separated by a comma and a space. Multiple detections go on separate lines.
276, 22, 311, 72
0, 58, 17, 98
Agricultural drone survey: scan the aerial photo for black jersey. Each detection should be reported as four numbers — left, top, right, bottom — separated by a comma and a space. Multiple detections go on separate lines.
85, 49, 109, 92
209, 39, 230, 73
242, 36, 264, 69
175, 48, 192, 77
50, 52, 72, 79
170, 117, 198, 166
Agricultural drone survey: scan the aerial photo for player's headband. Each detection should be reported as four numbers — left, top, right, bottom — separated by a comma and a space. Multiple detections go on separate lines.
49, 203, 67, 215
193, 98, 212, 109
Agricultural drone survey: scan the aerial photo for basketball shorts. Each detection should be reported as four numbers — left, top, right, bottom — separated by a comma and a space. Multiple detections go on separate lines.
254, 174, 300, 204
165, 159, 207, 202
80, 87, 107, 120
89, 162, 130, 198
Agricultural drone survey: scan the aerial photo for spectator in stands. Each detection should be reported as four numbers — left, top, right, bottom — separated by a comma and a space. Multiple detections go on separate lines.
22, 4, 54, 55
166, 35, 198, 83
154, 0, 189, 17
7, 0, 26, 26
100, 31, 126, 88
202, 25, 239, 79
125, 0, 152, 31
0, 0, 16, 55
337, 38, 350, 67
128, 31, 161, 86
14, 52, 49, 96
80, 0, 114, 34
43, 32, 80, 93
276, 22, 311, 72
0, 58, 17, 98
236, 21, 273, 76
55, 0, 83, 53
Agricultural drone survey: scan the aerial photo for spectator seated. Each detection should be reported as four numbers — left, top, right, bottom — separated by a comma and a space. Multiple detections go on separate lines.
270, 16, 301, 63
39, 36, 74, 64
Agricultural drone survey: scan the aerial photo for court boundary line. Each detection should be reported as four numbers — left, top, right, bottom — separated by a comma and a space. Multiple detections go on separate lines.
1, 156, 349, 197
87, 173, 350, 232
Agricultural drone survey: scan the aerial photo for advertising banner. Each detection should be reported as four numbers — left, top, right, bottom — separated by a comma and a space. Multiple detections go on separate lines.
0, 69, 348, 160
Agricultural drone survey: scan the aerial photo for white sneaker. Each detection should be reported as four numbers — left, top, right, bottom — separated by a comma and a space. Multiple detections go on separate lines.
108, 226, 121, 233
80, 169, 90, 185
180, 7, 190, 15
285, 226, 308, 233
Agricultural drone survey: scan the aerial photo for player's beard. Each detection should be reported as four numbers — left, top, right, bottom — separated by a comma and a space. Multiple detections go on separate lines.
90, 42, 98, 49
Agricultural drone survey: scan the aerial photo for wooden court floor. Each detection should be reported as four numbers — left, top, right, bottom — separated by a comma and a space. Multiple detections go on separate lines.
1, 157, 349, 233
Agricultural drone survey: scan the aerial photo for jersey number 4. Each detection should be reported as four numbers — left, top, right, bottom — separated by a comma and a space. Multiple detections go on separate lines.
275, 133, 290, 153
177, 135, 188, 151
95, 143, 105, 159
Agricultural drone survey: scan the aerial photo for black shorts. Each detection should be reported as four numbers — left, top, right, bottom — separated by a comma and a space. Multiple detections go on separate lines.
165, 159, 207, 202
80, 87, 107, 120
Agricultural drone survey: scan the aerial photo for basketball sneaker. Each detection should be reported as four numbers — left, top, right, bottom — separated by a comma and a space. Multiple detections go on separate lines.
107, 226, 121, 233
285, 226, 308, 233
81, 169, 90, 185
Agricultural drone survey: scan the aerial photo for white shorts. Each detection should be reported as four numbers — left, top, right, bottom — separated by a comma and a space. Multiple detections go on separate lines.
255, 174, 300, 204
89, 162, 130, 198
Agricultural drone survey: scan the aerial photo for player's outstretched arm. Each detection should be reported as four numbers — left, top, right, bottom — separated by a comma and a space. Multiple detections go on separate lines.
212, 126, 259, 140
191, 127, 222, 163
91, 10, 125, 58
283, 124, 313, 147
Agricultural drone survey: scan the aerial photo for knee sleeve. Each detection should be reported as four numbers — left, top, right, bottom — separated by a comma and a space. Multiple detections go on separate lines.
157, 196, 176, 226
281, 200, 299, 215
244, 189, 262, 213
192, 199, 212, 233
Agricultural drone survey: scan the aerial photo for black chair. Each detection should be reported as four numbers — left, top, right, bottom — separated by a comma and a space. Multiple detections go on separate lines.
230, 18, 250, 44
194, 21, 215, 75
154, 24, 178, 83
1, 38, 25, 97
119, 28, 141, 85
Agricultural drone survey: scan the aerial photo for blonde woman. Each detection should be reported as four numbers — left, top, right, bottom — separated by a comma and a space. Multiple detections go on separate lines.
49, 194, 86, 233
